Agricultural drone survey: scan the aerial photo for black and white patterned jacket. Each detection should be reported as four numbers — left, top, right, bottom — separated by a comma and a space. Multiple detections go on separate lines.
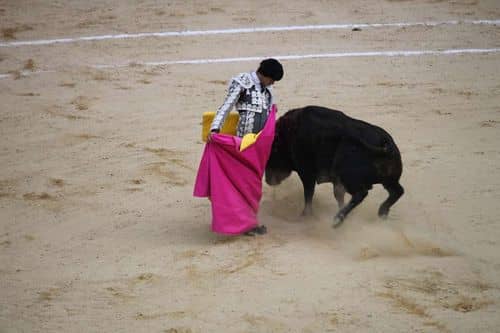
210, 71, 274, 137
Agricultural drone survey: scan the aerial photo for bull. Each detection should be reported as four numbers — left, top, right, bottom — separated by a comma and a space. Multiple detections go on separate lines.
265, 105, 404, 227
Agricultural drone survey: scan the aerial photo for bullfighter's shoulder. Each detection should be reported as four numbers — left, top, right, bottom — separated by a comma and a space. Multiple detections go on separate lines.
231, 72, 254, 89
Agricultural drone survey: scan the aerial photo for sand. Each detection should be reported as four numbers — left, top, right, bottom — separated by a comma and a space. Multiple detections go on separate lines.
1, 1, 500, 332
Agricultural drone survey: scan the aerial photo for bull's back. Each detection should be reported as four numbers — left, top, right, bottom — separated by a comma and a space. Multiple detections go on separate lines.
306, 106, 400, 155
277, 105, 402, 180
282, 106, 392, 146
280, 106, 349, 143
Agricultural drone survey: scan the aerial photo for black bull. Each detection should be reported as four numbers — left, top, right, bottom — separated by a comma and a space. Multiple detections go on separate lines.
265, 106, 404, 227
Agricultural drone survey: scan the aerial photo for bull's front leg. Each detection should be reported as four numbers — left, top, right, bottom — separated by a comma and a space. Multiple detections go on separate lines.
298, 172, 316, 216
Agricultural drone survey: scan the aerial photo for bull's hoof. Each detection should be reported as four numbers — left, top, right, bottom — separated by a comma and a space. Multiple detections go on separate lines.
301, 207, 313, 217
378, 208, 389, 219
332, 215, 345, 228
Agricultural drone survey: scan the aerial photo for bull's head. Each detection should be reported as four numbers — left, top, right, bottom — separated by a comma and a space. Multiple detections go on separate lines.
265, 134, 292, 186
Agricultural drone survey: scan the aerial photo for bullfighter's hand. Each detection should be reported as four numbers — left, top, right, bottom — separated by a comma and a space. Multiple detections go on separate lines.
207, 129, 219, 143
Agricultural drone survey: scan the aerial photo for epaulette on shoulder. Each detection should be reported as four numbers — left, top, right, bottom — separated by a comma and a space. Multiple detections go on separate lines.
232, 72, 254, 89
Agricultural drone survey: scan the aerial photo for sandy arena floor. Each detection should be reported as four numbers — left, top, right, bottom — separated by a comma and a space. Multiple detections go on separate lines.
1, 1, 500, 332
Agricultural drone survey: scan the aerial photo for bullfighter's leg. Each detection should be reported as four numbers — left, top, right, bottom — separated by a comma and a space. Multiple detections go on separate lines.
378, 182, 404, 218
298, 172, 316, 216
333, 181, 346, 210
333, 189, 368, 228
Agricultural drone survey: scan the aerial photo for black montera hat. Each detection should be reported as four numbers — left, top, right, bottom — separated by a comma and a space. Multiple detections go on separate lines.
257, 58, 284, 81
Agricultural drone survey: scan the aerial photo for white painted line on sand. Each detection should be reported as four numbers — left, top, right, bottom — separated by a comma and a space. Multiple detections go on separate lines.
93, 48, 500, 68
1, 48, 499, 80
0, 19, 499, 48
0, 70, 55, 80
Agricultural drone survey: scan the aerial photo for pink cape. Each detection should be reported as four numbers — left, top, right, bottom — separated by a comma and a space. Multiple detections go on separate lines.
193, 106, 276, 235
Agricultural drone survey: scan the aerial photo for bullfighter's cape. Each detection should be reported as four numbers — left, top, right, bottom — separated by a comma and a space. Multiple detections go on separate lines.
193, 105, 276, 235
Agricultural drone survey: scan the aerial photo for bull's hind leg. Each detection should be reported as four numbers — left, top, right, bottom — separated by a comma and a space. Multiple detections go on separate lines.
333, 181, 346, 210
333, 189, 368, 228
378, 182, 404, 218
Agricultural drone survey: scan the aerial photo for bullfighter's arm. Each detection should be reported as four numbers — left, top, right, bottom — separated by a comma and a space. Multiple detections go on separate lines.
210, 80, 243, 132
